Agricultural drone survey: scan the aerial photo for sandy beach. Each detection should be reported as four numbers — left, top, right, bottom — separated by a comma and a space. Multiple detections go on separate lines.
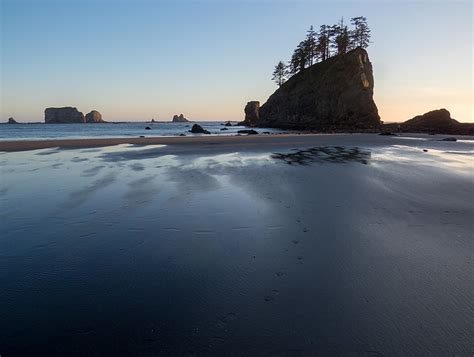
1, 133, 473, 355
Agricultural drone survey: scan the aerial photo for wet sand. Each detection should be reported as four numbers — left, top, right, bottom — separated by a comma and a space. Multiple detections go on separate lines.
0, 133, 310, 152
1, 132, 472, 153
0, 134, 473, 355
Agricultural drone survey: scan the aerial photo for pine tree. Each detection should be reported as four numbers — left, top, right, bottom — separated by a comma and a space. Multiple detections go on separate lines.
350, 16, 371, 48
334, 18, 350, 55
290, 41, 310, 74
316, 25, 329, 61
272, 61, 288, 86
305, 25, 318, 66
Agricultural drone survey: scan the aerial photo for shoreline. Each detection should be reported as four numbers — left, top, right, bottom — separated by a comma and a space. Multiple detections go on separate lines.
0, 133, 342, 152
1, 132, 473, 153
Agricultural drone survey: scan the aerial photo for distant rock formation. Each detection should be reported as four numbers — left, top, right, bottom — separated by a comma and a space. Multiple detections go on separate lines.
189, 124, 210, 134
45, 107, 85, 124
85, 110, 104, 123
382, 108, 474, 135
400, 109, 459, 133
240, 101, 260, 126
245, 48, 380, 131
7, 117, 17, 124
172, 114, 189, 122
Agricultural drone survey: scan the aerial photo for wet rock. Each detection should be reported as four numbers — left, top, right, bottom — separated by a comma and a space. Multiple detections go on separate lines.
441, 137, 457, 142
237, 129, 258, 135
220, 127, 229, 131
379, 132, 396, 136
179, 133, 186, 136
189, 124, 210, 134
224, 121, 233, 127
145, 126, 151, 130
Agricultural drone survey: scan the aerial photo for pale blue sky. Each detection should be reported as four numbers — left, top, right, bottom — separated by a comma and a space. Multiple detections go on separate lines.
1, 0, 472, 122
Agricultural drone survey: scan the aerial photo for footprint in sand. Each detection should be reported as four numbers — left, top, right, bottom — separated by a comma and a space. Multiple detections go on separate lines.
264, 290, 280, 302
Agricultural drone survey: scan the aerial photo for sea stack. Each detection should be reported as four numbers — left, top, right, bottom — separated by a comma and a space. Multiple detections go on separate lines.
45, 107, 85, 124
85, 110, 104, 123
7, 117, 17, 124
172, 114, 189, 122
240, 101, 260, 126
247, 48, 380, 131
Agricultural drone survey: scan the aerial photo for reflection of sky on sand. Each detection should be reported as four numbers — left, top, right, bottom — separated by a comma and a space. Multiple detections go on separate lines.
372, 144, 474, 175
0, 139, 473, 355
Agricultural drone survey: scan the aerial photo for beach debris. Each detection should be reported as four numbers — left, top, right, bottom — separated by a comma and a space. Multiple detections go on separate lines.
423, 149, 428, 152
189, 124, 210, 134
237, 129, 258, 135
271, 146, 371, 166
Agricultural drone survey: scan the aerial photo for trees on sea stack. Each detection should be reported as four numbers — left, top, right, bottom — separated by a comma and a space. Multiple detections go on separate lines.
272, 61, 288, 87
271, 16, 371, 85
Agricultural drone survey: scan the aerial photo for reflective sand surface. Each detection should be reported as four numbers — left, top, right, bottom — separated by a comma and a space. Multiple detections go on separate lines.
1, 135, 473, 355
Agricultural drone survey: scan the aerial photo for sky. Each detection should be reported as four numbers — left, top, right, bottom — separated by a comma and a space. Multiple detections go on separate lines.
1, 0, 472, 122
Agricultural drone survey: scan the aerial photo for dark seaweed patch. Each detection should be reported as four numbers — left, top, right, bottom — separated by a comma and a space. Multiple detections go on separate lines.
271, 146, 370, 165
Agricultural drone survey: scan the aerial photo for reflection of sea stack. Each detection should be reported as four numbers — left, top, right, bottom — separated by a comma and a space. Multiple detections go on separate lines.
245, 48, 380, 131
172, 114, 189, 122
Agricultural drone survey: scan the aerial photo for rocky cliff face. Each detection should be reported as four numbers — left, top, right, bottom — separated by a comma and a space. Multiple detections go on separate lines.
255, 48, 380, 131
85, 110, 103, 123
172, 114, 189, 122
241, 101, 260, 126
45, 107, 85, 124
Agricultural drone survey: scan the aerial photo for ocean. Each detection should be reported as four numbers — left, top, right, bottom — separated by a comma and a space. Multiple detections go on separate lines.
0, 121, 285, 141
